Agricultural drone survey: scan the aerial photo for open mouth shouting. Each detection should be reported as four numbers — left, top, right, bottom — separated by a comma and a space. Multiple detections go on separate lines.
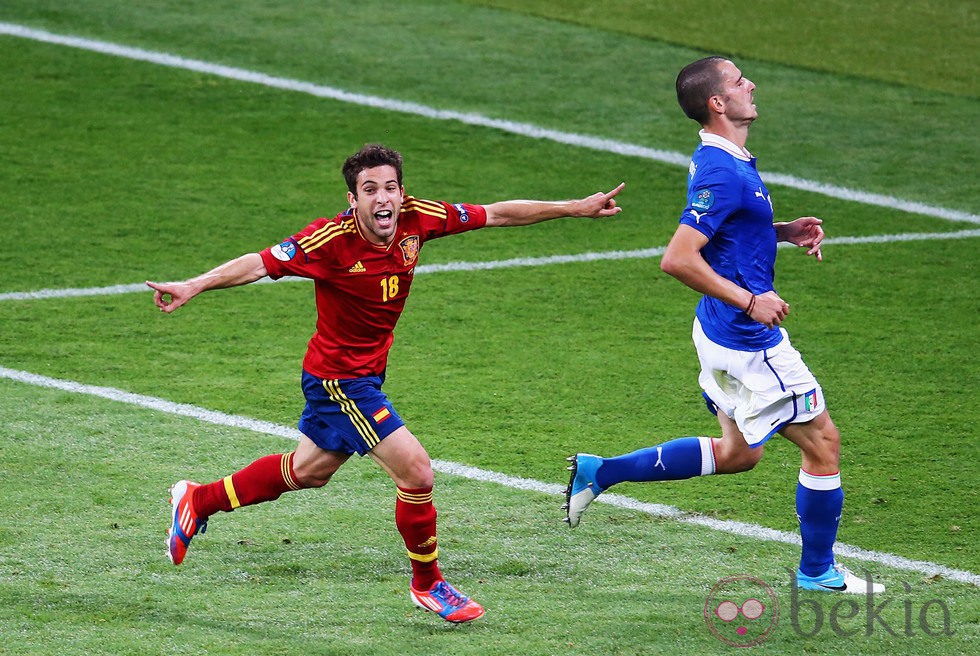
374, 209, 394, 230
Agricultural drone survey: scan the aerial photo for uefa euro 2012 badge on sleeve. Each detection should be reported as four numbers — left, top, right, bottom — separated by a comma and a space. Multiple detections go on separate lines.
271, 240, 297, 261
692, 188, 714, 211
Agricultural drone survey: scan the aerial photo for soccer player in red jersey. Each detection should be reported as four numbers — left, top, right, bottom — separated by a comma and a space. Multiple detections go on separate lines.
147, 143, 624, 623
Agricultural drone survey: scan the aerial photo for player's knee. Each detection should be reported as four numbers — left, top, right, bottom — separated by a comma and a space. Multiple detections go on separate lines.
799, 426, 841, 471
292, 458, 340, 488
816, 428, 841, 467
713, 437, 764, 474
293, 468, 331, 488
725, 448, 763, 473
295, 470, 333, 488
402, 459, 434, 489
739, 449, 764, 472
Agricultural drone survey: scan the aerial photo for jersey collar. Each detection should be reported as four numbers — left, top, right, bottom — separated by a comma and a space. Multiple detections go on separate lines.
699, 130, 753, 161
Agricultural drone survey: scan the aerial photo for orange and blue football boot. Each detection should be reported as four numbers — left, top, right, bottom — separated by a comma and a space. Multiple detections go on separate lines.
410, 579, 484, 623
167, 480, 207, 565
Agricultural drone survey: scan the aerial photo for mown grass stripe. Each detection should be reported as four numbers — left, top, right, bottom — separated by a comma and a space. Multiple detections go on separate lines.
1, 22, 976, 225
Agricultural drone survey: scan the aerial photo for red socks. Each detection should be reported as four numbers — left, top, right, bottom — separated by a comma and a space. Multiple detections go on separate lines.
193, 452, 302, 519
189, 456, 443, 590
396, 486, 442, 590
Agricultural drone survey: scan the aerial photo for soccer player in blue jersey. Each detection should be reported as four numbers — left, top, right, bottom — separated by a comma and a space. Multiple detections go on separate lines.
564, 56, 884, 594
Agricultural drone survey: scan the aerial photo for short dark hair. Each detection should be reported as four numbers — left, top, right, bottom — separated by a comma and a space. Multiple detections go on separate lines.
676, 56, 728, 125
342, 144, 404, 195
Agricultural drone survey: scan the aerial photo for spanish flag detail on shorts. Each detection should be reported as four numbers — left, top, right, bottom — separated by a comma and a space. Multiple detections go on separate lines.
372, 406, 391, 424
324, 379, 380, 448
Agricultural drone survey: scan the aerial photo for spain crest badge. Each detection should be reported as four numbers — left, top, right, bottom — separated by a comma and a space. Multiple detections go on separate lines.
399, 235, 420, 266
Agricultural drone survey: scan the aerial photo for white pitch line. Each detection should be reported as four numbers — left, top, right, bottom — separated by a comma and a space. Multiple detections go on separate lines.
1, 21, 978, 225
0, 247, 668, 302
1, 364, 976, 587
3, 228, 979, 303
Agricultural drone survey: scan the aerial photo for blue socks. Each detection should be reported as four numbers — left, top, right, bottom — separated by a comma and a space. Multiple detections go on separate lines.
591, 438, 843, 578
796, 470, 844, 577
594, 437, 716, 489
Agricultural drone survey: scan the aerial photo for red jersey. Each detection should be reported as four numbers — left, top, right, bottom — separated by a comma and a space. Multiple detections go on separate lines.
259, 197, 487, 379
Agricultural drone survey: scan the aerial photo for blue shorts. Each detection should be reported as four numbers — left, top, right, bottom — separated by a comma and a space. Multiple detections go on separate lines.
298, 370, 405, 456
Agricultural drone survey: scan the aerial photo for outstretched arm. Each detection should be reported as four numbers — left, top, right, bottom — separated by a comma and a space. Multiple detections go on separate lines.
775, 216, 824, 261
146, 252, 268, 313
661, 225, 789, 329
483, 183, 625, 227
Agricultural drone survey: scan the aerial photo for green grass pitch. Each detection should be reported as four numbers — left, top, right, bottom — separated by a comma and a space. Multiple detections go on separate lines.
0, 2, 977, 654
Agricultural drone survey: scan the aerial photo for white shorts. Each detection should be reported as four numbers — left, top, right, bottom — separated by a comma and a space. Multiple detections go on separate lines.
693, 318, 824, 446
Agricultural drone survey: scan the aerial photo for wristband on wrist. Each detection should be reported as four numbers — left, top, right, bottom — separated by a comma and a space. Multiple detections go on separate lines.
745, 294, 757, 315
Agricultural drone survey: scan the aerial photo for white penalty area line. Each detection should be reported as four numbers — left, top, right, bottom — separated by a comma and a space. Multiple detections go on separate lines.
3, 228, 980, 303
1, 21, 978, 226
1, 364, 977, 587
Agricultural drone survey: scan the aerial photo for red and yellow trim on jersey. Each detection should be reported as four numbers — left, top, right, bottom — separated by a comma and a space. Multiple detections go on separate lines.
401, 196, 447, 221
323, 379, 381, 449
298, 217, 356, 253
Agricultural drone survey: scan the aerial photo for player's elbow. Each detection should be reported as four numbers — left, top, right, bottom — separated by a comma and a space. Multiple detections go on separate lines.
660, 250, 682, 278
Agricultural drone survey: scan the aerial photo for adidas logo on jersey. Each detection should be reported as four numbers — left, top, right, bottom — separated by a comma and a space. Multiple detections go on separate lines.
348, 261, 366, 273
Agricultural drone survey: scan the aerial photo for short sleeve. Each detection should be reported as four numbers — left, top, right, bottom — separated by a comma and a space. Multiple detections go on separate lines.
259, 215, 348, 279
409, 198, 487, 241
678, 165, 741, 239
260, 238, 303, 280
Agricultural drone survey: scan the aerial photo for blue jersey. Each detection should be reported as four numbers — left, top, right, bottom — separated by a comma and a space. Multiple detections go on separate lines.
678, 133, 783, 351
